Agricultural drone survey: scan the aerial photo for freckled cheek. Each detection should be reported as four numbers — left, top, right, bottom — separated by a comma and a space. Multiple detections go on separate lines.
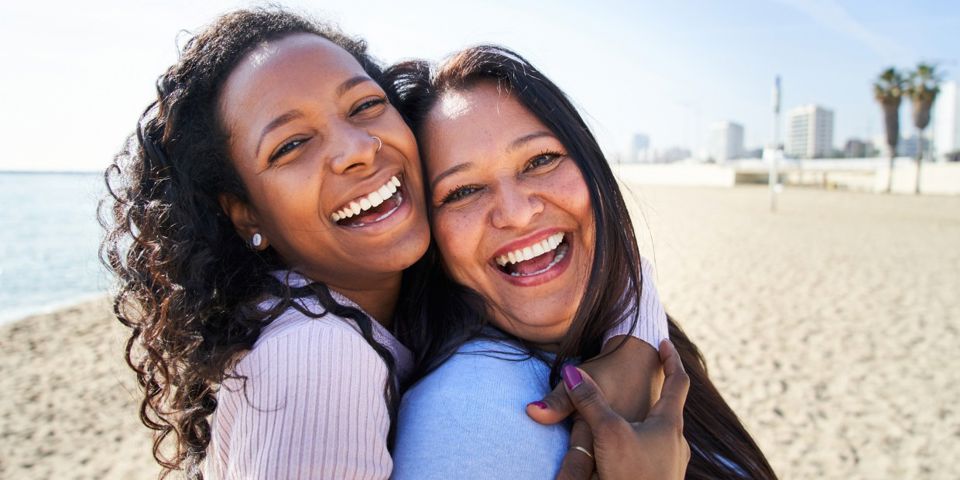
434, 211, 487, 287
547, 166, 595, 249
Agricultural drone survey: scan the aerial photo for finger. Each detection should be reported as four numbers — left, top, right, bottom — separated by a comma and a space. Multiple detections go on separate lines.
560, 364, 625, 432
555, 418, 595, 480
649, 339, 690, 422
526, 383, 575, 425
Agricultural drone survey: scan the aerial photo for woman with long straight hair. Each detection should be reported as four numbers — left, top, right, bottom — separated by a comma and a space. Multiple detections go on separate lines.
387, 46, 779, 479
102, 8, 676, 479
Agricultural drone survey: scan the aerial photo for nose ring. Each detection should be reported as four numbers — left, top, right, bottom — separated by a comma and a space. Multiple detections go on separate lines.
371, 135, 382, 153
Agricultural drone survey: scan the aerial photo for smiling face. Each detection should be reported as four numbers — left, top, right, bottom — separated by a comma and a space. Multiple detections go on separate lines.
218, 33, 430, 307
422, 82, 595, 345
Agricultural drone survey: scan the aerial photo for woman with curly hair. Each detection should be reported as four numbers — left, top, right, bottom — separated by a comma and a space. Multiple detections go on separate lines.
102, 8, 673, 479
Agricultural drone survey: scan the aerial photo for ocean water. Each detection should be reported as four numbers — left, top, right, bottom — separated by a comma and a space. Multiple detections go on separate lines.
0, 172, 108, 324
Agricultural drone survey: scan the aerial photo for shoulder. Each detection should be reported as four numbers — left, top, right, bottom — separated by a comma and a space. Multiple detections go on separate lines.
209, 307, 393, 479
236, 306, 383, 376
392, 339, 567, 480
405, 338, 547, 402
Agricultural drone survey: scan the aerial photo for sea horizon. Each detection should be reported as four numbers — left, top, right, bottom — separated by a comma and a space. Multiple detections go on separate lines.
0, 171, 108, 326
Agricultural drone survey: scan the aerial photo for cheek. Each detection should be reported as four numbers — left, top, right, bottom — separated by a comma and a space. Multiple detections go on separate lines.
544, 162, 594, 232
432, 209, 485, 284
254, 170, 322, 236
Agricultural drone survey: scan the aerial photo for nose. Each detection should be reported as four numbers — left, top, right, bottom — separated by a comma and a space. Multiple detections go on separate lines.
490, 180, 545, 230
329, 126, 379, 175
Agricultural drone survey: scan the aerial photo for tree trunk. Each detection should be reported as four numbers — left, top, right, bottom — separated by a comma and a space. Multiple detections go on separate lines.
888, 152, 895, 193
912, 98, 933, 194
915, 127, 924, 194
882, 101, 900, 193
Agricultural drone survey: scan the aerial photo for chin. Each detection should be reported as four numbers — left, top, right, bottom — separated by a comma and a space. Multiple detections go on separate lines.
495, 314, 572, 345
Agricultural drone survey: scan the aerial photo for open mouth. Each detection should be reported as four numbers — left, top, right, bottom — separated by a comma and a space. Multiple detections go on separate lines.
494, 232, 570, 277
331, 175, 404, 228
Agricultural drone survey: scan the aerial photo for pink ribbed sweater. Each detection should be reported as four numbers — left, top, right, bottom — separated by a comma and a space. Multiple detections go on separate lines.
204, 258, 667, 479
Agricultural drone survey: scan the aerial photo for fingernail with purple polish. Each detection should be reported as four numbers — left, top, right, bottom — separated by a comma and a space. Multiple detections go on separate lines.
528, 401, 548, 410
562, 365, 583, 390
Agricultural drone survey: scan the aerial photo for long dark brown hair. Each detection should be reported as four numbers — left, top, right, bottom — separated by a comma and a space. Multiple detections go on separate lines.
99, 9, 401, 478
388, 46, 778, 479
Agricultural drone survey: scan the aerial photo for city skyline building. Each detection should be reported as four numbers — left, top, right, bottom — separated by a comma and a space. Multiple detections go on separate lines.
844, 138, 867, 158
785, 104, 835, 158
933, 81, 959, 161
627, 133, 652, 163
707, 121, 745, 163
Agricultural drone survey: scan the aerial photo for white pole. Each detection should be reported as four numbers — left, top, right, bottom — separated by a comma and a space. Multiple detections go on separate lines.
770, 75, 782, 212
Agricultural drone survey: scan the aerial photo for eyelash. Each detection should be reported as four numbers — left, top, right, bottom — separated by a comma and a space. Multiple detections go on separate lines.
525, 151, 563, 171
440, 184, 483, 204
351, 97, 387, 116
268, 97, 388, 163
439, 151, 565, 205
269, 138, 307, 163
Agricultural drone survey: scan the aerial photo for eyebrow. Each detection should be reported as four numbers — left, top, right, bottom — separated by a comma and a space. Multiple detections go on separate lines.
256, 110, 304, 158
338, 75, 374, 97
430, 162, 474, 191
507, 131, 554, 153
429, 131, 556, 190
254, 76, 374, 158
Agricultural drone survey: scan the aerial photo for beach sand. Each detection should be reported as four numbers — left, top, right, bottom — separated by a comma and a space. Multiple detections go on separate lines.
1, 185, 958, 479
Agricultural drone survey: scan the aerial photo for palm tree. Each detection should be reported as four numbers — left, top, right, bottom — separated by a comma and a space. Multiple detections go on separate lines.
874, 67, 905, 193
905, 63, 942, 194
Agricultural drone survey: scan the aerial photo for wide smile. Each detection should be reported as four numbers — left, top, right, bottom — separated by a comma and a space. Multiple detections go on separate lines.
491, 230, 574, 287
331, 175, 405, 228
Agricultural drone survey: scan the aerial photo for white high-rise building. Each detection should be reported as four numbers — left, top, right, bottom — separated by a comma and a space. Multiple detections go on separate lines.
626, 133, 651, 163
786, 105, 834, 158
707, 121, 744, 163
933, 81, 959, 161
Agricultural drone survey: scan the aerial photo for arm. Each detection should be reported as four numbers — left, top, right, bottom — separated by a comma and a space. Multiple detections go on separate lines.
392, 340, 568, 480
529, 256, 668, 421
559, 340, 691, 480
209, 322, 393, 479
602, 256, 669, 351
527, 256, 668, 477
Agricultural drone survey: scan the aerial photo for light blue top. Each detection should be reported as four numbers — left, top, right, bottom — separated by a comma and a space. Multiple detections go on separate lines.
391, 338, 569, 480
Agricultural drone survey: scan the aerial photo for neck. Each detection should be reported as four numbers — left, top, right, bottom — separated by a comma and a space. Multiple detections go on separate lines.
325, 273, 403, 329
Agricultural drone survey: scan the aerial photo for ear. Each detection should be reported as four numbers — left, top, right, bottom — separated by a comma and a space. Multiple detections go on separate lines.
218, 193, 269, 250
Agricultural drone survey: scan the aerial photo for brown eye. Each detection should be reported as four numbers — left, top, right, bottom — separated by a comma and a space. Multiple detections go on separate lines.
441, 185, 484, 204
270, 138, 308, 163
524, 152, 561, 172
351, 97, 387, 117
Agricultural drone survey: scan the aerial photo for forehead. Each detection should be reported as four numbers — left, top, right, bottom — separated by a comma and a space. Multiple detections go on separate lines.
423, 83, 548, 164
219, 33, 367, 127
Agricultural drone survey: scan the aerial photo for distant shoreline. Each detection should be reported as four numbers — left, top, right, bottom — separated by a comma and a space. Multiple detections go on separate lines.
0, 291, 109, 327
0, 170, 101, 175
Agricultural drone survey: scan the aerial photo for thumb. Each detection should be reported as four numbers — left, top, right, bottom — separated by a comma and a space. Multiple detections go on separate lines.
648, 339, 690, 423
560, 364, 625, 433
526, 382, 576, 425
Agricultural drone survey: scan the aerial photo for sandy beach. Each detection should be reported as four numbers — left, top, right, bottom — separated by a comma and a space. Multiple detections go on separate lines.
2, 185, 958, 479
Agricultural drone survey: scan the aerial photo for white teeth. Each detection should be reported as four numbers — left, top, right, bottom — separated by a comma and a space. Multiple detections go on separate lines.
331, 175, 401, 222
494, 232, 565, 267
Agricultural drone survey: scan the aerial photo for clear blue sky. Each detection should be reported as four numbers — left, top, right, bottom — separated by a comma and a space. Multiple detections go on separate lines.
1, 0, 957, 171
